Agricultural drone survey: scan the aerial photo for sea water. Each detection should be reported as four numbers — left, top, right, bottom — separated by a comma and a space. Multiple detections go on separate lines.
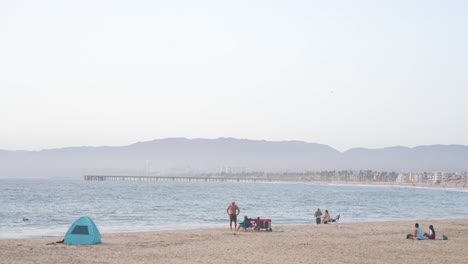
1, 178, 467, 239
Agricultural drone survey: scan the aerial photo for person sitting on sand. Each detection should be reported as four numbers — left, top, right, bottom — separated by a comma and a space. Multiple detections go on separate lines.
424, 225, 436, 240
322, 210, 331, 224
406, 223, 425, 240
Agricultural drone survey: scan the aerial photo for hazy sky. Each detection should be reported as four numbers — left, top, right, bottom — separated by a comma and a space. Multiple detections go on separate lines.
1, 0, 467, 151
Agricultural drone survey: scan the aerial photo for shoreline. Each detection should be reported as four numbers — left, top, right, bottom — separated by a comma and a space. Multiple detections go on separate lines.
1, 218, 467, 263
4, 214, 468, 241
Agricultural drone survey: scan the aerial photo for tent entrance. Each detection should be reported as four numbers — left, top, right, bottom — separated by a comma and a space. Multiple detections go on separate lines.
71, 225, 89, 235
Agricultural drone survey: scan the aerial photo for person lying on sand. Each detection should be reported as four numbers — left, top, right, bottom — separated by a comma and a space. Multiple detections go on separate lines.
46, 239, 64, 245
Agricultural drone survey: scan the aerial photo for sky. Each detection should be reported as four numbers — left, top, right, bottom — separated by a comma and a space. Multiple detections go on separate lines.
1, 0, 468, 151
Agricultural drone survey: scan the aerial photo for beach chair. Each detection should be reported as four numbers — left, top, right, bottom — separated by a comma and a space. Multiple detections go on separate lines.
238, 218, 255, 231
331, 214, 340, 223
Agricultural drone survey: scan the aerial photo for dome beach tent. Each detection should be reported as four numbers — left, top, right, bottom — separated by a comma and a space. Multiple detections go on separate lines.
64, 216, 102, 245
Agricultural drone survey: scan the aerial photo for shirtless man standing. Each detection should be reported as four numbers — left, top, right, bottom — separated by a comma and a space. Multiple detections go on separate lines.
226, 201, 240, 231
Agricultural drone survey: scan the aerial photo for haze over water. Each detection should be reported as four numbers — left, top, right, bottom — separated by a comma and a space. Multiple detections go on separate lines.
1, 178, 467, 239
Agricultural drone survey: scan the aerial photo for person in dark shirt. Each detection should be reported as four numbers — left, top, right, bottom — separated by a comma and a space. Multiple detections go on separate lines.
314, 208, 322, 224
424, 225, 436, 240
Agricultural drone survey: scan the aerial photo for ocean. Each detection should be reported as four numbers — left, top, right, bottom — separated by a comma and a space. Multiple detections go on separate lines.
1, 178, 467, 239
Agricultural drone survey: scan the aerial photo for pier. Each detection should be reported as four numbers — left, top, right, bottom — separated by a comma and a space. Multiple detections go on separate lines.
83, 173, 468, 187
83, 175, 278, 183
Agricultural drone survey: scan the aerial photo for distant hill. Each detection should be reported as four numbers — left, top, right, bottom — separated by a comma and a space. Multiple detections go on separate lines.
1, 138, 467, 178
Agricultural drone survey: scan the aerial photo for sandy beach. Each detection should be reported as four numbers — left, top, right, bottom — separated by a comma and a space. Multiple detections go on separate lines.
1, 218, 467, 264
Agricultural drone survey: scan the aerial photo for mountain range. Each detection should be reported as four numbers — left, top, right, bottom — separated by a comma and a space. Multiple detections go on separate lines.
1, 138, 468, 178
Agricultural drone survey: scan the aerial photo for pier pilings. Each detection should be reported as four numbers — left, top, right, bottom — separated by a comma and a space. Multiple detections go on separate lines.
83, 175, 274, 183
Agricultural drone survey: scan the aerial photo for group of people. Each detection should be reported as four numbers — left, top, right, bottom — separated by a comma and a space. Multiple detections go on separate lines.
314, 208, 337, 224
228, 202, 440, 240
228, 203, 341, 231
407, 223, 436, 240
227, 201, 274, 232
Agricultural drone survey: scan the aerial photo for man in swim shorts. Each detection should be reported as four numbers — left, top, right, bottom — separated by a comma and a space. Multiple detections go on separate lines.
226, 201, 240, 231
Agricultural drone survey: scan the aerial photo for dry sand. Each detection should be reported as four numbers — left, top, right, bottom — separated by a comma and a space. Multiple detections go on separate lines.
1, 218, 467, 264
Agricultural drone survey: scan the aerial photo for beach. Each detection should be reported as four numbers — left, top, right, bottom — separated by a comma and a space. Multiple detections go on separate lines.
1, 218, 467, 264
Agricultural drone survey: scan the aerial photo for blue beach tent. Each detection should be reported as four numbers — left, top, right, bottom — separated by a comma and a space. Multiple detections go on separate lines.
64, 216, 102, 245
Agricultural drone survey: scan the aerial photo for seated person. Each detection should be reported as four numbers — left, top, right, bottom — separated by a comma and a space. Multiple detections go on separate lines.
424, 225, 436, 240
237, 215, 253, 231
322, 210, 332, 224
406, 223, 425, 240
